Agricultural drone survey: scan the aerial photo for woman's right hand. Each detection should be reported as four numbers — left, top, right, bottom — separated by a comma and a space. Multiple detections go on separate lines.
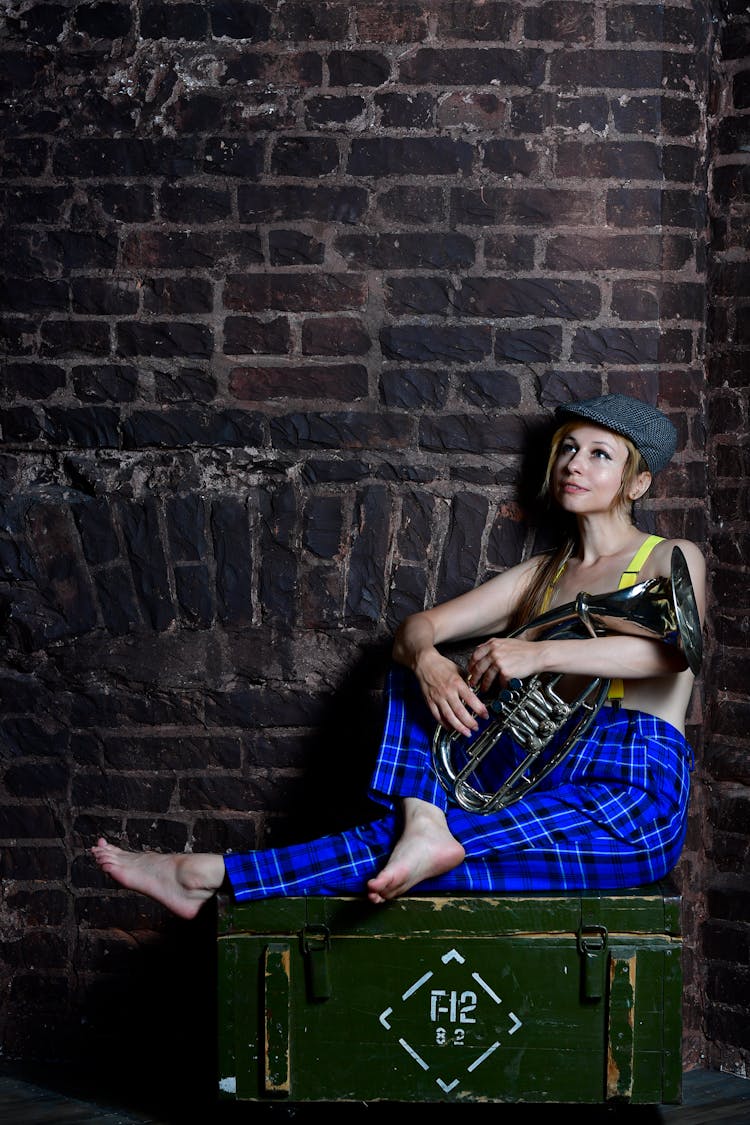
413, 649, 489, 737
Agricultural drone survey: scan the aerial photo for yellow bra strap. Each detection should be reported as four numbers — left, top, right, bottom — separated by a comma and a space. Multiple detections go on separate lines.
608, 535, 664, 701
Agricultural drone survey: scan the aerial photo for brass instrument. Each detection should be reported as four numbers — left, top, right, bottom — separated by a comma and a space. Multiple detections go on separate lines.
432, 546, 703, 814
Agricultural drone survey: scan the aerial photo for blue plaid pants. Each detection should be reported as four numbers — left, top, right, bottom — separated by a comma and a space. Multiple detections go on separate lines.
225, 665, 693, 901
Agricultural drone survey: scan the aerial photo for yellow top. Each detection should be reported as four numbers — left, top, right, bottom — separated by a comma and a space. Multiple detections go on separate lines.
538, 535, 664, 702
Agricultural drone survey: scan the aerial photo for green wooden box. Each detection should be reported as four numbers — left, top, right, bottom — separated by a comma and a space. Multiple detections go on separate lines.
216, 881, 682, 1106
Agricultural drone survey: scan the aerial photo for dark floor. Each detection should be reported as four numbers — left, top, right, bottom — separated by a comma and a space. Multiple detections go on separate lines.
1, 1067, 749, 1125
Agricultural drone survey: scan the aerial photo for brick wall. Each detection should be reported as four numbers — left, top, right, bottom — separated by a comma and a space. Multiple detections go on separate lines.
703, 0, 750, 1080
0, 0, 733, 1101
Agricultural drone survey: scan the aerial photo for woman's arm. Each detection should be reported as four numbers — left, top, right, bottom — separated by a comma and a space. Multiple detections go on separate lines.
392, 555, 543, 736
467, 538, 706, 693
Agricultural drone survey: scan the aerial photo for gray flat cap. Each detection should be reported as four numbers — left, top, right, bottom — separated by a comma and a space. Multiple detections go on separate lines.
554, 393, 677, 474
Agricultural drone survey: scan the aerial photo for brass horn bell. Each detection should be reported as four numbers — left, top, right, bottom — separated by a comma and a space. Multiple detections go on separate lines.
431, 546, 702, 814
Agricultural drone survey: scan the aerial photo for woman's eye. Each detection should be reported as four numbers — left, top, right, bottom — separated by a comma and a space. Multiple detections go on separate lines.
593, 449, 611, 460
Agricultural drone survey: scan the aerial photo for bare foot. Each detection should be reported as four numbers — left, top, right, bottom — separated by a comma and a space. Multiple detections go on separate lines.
90, 838, 225, 920
366, 800, 465, 905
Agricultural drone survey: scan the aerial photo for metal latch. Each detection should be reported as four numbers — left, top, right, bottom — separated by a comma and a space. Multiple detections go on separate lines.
302, 923, 331, 1001
578, 924, 608, 1002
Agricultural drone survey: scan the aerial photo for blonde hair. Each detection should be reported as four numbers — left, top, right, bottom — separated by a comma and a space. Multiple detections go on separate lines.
509, 423, 651, 631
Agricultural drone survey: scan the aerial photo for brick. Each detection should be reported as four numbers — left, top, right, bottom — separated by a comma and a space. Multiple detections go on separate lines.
116, 321, 212, 358
211, 495, 253, 625
223, 316, 291, 355
305, 95, 367, 126
202, 134, 262, 176
114, 497, 175, 631
612, 281, 705, 322
545, 233, 693, 271
92, 569, 140, 633
142, 278, 213, 315
40, 321, 110, 358
345, 486, 390, 623
526, 4, 597, 43
337, 231, 474, 269
550, 49, 686, 90
494, 327, 562, 363
72, 499, 120, 565
452, 277, 600, 320
105, 735, 240, 771
141, 2, 208, 39
735, 71, 750, 110
419, 413, 529, 456
384, 277, 452, 316
122, 408, 264, 448
380, 323, 491, 363
271, 136, 340, 177
72, 771, 176, 812
396, 490, 435, 563
4, 4, 68, 44
89, 184, 154, 222
4, 761, 69, 798
451, 186, 598, 226
303, 496, 343, 559
269, 229, 325, 266
258, 484, 297, 626
3, 844, 67, 877
435, 491, 488, 603
0, 806, 63, 840
166, 494, 208, 562
484, 234, 535, 270
348, 137, 473, 177
1, 137, 47, 176
328, 50, 391, 87
482, 139, 538, 178
376, 92, 434, 128
5, 888, 69, 926
123, 229, 262, 269
458, 369, 521, 409
238, 184, 367, 223
487, 509, 527, 569
0, 186, 71, 224
606, 187, 705, 228
2, 362, 66, 400
379, 367, 451, 409
270, 411, 412, 452
556, 140, 663, 179
578, 326, 695, 364
223, 50, 323, 87
356, 3, 429, 43
224, 273, 367, 312
171, 93, 225, 133
399, 48, 545, 87
210, 1, 271, 40
436, 1, 513, 39
229, 364, 367, 401
386, 562, 428, 628
437, 91, 507, 129
0, 406, 41, 442
606, 4, 707, 46
377, 186, 446, 224
158, 183, 231, 221
278, 3, 350, 41
301, 317, 370, 356
0, 277, 68, 313
70, 363, 138, 402
53, 138, 200, 178
74, 2, 132, 37
155, 367, 217, 402
71, 279, 139, 316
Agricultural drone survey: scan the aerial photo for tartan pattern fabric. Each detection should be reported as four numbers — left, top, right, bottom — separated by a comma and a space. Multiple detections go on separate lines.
224, 665, 693, 901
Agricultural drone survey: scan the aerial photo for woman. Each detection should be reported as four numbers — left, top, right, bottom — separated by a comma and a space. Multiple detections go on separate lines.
92, 393, 706, 918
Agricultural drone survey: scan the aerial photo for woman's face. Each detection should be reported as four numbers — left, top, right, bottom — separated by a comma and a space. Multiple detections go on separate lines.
551, 423, 637, 513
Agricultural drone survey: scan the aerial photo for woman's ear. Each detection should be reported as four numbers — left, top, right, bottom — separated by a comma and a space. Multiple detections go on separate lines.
629, 471, 653, 501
